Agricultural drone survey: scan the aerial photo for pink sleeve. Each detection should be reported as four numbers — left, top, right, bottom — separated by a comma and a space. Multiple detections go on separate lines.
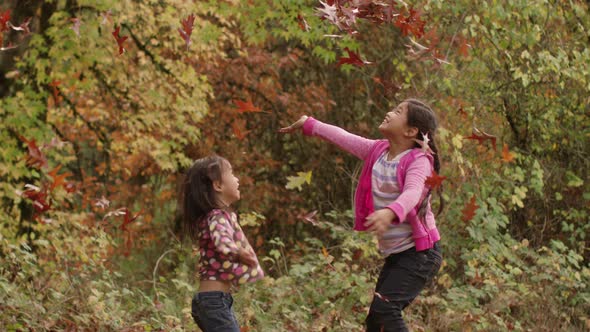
208, 213, 239, 257
301, 117, 376, 160
387, 155, 432, 222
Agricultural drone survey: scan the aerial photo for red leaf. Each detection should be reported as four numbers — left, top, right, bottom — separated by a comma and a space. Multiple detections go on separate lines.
501, 143, 515, 163
461, 195, 478, 222
231, 120, 250, 140
297, 14, 310, 32
464, 127, 497, 150
0, 9, 10, 33
394, 8, 425, 38
112, 26, 128, 55
233, 100, 262, 113
19, 184, 51, 214
49, 80, 61, 104
298, 210, 319, 226
178, 14, 195, 50
19, 136, 48, 169
425, 171, 446, 190
336, 47, 371, 67
120, 208, 141, 232
48, 165, 72, 191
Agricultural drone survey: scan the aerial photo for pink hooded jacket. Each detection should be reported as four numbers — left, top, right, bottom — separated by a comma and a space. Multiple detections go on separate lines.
302, 117, 440, 251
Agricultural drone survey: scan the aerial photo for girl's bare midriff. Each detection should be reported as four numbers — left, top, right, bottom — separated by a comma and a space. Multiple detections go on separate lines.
199, 279, 231, 293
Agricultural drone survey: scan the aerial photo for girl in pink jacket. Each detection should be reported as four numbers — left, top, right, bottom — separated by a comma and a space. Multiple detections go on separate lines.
280, 99, 443, 332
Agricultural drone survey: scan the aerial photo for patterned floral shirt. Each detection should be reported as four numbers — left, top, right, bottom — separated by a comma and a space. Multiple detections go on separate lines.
197, 209, 264, 285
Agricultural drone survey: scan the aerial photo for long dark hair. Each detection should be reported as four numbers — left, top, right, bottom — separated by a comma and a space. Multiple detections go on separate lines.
177, 155, 228, 241
405, 98, 445, 216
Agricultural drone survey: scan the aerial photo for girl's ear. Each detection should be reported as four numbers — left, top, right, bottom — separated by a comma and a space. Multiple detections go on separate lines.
212, 180, 223, 193
405, 126, 419, 138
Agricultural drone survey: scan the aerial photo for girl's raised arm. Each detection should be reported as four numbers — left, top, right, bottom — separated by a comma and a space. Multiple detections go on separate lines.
280, 116, 376, 160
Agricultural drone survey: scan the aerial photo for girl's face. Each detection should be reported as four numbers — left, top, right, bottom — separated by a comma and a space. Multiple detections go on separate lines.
216, 161, 240, 206
378, 102, 413, 138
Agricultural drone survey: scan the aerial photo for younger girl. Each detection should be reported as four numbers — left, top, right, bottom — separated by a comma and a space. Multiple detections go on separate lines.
179, 155, 264, 332
280, 99, 443, 332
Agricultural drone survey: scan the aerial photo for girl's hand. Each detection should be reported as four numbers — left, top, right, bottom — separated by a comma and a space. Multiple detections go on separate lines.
237, 247, 257, 267
364, 209, 396, 236
278, 115, 308, 133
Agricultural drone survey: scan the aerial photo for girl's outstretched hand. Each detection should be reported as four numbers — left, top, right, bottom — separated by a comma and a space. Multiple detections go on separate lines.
278, 115, 308, 133
364, 209, 396, 236
237, 247, 258, 267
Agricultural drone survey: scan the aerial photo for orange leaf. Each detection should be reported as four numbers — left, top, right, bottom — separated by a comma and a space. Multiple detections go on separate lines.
501, 143, 515, 163
461, 195, 478, 222
321, 247, 329, 258
464, 127, 497, 150
425, 171, 447, 189
233, 100, 262, 113
231, 121, 250, 140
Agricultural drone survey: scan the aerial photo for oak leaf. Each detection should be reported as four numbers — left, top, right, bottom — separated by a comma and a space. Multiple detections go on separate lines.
285, 171, 312, 191
178, 14, 195, 50
461, 195, 478, 222
112, 26, 128, 55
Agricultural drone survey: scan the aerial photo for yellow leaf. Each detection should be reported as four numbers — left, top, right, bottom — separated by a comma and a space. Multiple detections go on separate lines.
285, 171, 312, 191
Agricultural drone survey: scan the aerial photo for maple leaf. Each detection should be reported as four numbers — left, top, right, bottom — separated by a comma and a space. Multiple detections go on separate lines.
297, 14, 311, 32
413, 132, 435, 154
233, 99, 262, 113
18, 184, 51, 214
178, 14, 195, 50
298, 210, 319, 226
8, 17, 31, 35
0, 9, 10, 33
336, 47, 372, 67
394, 7, 425, 38
465, 127, 497, 150
112, 26, 128, 55
231, 120, 250, 140
19, 135, 48, 169
94, 195, 110, 209
48, 165, 72, 191
316, 1, 340, 29
70, 18, 81, 37
501, 143, 515, 163
285, 171, 312, 191
461, 195, 478, 222
49, 80, 61, 104
374, 292, 391, 302
425, 171, 446, 190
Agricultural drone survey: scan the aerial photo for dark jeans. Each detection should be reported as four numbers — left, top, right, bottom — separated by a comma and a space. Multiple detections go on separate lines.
365, 242, 443, 332
191, 291, 240, 332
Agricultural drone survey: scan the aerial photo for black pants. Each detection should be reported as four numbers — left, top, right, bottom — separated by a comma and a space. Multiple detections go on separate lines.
365, 242, 443, 332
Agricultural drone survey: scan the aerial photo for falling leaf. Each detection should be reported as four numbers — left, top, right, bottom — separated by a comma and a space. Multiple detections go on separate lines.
394, 8, 425, 38
234, 100, 262, 113
337, 47, 372, 67
297, 14, 311, 32
94, 195, 110, 209
298, 210, 318, 226
501, 143, 515, 163
48, 80, 61, 104
18, 184, 51, 214
464, 127, 497, 150
8, 17, 31, 35
321, 246, 329, 258
48, 165, 72, 191
425, 171, 446, 189
374, 292, 391, 302
461, 195, 478, 222
178, 14, 195, 50
70, 18, 81, 37
19, 136, 48, 169
232, 120, 250, 140
120, 208, 141, 231
316, 1, 339, 28
0, 9, 10, 33
457, 106, 468, 119
285, 171, 312, 191
100, 10, 112, 25
112, 26, 128, 55
413, 132, 435, 154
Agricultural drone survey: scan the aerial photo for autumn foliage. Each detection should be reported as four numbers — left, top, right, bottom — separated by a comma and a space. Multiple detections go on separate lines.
0, 0, 588, 331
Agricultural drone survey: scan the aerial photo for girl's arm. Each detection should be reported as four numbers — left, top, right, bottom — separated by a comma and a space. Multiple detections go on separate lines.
208, 212, 258, 266
208, 212, 240, 257
280, 116, 376, 160
387, 155, 432, 222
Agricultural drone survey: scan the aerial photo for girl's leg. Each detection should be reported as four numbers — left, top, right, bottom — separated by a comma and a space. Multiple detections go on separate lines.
365, 243, 442, 332
191, 291, 240, 332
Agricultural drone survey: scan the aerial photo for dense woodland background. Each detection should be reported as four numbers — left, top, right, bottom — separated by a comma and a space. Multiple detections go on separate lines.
0, 0, 588, 331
